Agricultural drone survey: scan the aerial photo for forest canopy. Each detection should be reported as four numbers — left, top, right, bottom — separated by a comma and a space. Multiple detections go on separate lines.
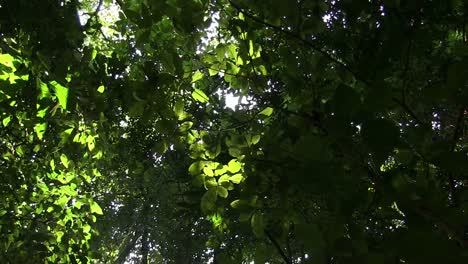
0, 0, 467, 263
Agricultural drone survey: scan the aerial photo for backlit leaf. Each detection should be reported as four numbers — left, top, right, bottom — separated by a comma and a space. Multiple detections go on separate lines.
227, 159, 242, 173
229, 174, 243, 184
89, 200, 103, 215
258, 107, 273, 117
60, 154, 69, 169
50, 81, 69, 110
191, 71, 204, 83
192, 88, 209, 103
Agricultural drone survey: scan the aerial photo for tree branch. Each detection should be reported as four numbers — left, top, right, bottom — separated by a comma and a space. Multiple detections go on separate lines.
265, 229, 292, 264
0, 39, 22, 58
447, 107, 465, 207
451, 107, 465, 149
227, 0, 369, 86
392, 97, 424, 126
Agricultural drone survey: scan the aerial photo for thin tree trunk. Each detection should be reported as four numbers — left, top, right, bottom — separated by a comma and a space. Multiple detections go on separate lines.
141, 227, 149, 264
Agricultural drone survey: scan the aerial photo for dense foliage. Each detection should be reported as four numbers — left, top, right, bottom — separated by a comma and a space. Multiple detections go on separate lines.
0, 0, 467, 263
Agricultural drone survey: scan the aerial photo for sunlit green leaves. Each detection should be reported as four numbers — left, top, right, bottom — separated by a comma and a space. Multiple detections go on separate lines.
60, 154, 70, 169
258, 107, 273, 117
227, 159, 242, 173
2, 116, 11, 127
174, 98, 185, 118
191, 70, 204, 83
229, 174, 243, 184
192, 88, 209, 103
89, 200, 103, 215
38, 80, 51, 99
34, 123, 47, 140
50, 81, 69, 110
248, 40, 262, 59
203, 167, 214, 177
0, 53, 15, 68
97, 85, 105, 93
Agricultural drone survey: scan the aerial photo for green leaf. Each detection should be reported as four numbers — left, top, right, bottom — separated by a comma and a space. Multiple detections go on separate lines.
2, 116, 11, 127
217, 186, 228, 198
0, 53, 15, 68
89, 200, 103, 215
218, 175, 230, 184
63, 127, 74, 135
174, 99, 184, 117
215, 165, 228, 176
208, 68, 218, 76
152, 140, 168, 154
201, 189, 217, 212
34, 123, 47, 140
60, 154, 69, 169
50, 81, 69, 110
228, 147, 242, 157
192, 88, 209, 103
229, 174, 243, 184
179, 121, 193, 132
189, 161, 205, 175
87, 135, 95, 151
50, 159, 55, 171
204, 177, 217, 189
191, 71, 204, 83
227, 159, 242, 173
251, 212, 264, 237
97, 85, 105, 93
258, 107, 273, 117
251, 135, 261, 145
230, 199, 243, 209
36, 107, 49, 118
203, 167, 214, 177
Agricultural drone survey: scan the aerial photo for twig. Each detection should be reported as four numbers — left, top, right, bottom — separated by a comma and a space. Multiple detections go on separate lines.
265, 229, 292, 264
0, 39, 22, 58
392, 97, 424, 126
227, 0, 370, 86
447, 107, 465, 207
414, 206, 468, 247
451, 107, 465, 149
83, 0, 104, 29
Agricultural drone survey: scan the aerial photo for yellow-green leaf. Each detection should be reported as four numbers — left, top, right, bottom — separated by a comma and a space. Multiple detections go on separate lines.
97, 85, 105, 93
50, 81, 69, 110
259, 107, 273, 117
2, 116, 11, 127
89, 200, 103, 215
229, 173, 243, 184
191, 70, 204, 83
60, 154, 69, 169
228, 159, 242, 173
192, 88, 209, 103
35, 123, 47, 140
203, 167, 214, 177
